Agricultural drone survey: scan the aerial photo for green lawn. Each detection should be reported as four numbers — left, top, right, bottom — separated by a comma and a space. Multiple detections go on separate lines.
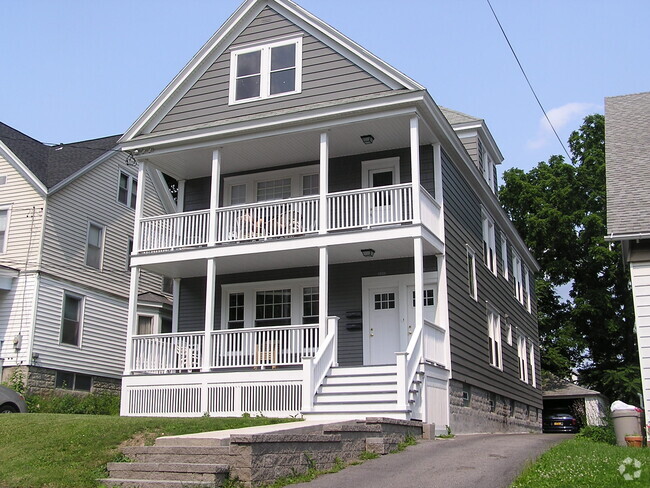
0, 414, 293, 488
512, 438, 650, 487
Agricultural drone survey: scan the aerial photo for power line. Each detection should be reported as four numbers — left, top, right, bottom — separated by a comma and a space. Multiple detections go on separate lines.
486, 0, 572, 161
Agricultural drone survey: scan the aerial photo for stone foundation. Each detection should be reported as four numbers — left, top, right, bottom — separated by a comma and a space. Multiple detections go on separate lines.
1, 365, 120, 396
449, 379, 541, 434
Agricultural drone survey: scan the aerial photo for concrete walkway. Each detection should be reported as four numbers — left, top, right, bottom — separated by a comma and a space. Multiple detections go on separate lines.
290, 433, 573, 488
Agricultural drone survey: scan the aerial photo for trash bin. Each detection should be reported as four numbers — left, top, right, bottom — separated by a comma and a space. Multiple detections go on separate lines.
612, 409, 643, 447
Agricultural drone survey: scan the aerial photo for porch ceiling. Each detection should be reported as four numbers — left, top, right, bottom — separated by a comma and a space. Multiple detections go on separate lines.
137, 112, 438, 181
139, 233, 438, 279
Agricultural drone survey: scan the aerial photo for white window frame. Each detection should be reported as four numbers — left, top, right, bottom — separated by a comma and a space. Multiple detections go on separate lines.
529, 342, 536, 388
85, 222, 105, 270
221, 277, 318, 329
524, 266, 532, 313
126, 238, 133, 271
518, 335, 529, 383
136, 313, 159, 335
361, 157, 401, 188
513, 251, 524, 305
0, 205, 10, 254
479, 138, 495, 192
60, 292, 85, 347
223, 165, 318, 206
482, 210, 497, 275
487, 310, 502, 370
506, 322, 513, 346
500, 232, 508, 280
117, 169, 137, 210
467, 246, 477, 301
229, 36, 303, 105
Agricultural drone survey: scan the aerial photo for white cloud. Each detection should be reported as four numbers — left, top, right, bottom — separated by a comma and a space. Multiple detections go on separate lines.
527, 102, 600, 150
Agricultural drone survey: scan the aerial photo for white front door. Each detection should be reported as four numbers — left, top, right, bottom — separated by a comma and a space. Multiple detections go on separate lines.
367, 287, 401, 365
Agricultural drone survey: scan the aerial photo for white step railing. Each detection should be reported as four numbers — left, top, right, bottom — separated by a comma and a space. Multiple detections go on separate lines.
328, 184, 413, 230
396, 320, 423, 412
131, 332, 204, 373
210, 324, 319, 369
302, 316, 339, 412
216, 197, 319, 242
139, 210, 210, 252
423, 319, 446, 367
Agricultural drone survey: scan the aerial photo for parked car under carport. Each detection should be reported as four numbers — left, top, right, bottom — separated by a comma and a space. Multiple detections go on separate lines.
542, 410, 579, 433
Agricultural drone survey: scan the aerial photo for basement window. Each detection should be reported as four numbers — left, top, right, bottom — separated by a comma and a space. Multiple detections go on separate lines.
56, 371, 92, 391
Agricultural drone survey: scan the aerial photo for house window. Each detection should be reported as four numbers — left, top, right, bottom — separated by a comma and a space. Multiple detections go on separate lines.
55, 371, 92, 391
374, 292, 396, 310
482, 211, 496, 275
126, 238, 133, 271
137, 315, 153, 335
162, 276, 173, 295
228, 293, 245, 329
501, 233, 508, 280
529, 342, 536, 388
303, 286, 319, 324
506, 322, 513, 346
255, 289, 291, 326
513, 252, 524, 305
462, 384, 471, 407
118, 171, 137, 209
0, 175, 6, 185
230, 184, 247, 205
229, 37, 302, 103
467, 247, 477, 300
479, 139, 495, 192
85, 223, 104, 269
524, 267, 532, 313
302, 174, 319, 196
61, 293, 83, 346
0, 208, 8, 254
257, 178, 292, 202
518, 336, 529, 383
487, 310, 502, 369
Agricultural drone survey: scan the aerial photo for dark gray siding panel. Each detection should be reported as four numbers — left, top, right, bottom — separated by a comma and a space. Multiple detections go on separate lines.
178, 277, 207, 332
184, 176, 211, 211
442, 150, 541, 408
153, 7, 392, 134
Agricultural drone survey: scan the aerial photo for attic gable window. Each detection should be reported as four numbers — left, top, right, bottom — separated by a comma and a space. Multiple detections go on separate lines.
229, 37, 302, 104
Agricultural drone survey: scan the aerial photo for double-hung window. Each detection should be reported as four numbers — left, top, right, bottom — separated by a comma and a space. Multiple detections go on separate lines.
467, 246, 477, 300
518, 335, 529, 383
118, 171, 137, 209
0, 207, 9, 253
478, 139, 496, 192
513, 252, 524, 304
529, 342, 536, 387
500, 232, 508, 280
482, 211, 497, 275
61, 293, 83, 346
230, 37, 302, 104
85, 223, 105, 270
487, 310, 502, 369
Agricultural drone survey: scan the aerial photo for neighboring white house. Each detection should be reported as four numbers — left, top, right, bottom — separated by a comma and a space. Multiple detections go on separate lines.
605, 91, 650, 421
0, 122, 174, 394
117, 0, 542, 433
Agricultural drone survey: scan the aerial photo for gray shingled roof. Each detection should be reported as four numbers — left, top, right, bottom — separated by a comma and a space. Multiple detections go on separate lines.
0, 121, 120, 189
439, 107, 483, 126
543, 380, 602, 398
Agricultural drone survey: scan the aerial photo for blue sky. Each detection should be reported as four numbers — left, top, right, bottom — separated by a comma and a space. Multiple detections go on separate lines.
2, 0, 648, 175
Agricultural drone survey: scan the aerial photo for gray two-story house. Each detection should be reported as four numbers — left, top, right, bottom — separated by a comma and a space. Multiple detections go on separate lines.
118, 0, 541, 433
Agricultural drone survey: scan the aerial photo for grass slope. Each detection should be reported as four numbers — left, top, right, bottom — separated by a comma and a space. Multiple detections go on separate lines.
512, 438, 650, 488
0, 414, 291, 488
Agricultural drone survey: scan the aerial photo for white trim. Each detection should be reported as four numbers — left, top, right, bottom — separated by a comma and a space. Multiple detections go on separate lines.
48, 148, 116, 195
0, 141, 48, 195
500, 231, 509, 281
518, 334, 529, 383
486, 308, 502, 371
466, 245, 478, 301
59, 290, 85, 349
84, 221, 106, 271
361, 157, 400, 188
117, 167, 138, 210
481, 209, 497, 276
0, 205, 11, 254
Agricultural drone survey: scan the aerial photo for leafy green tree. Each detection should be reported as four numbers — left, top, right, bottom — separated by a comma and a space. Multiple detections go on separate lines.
500, 114, 639, 403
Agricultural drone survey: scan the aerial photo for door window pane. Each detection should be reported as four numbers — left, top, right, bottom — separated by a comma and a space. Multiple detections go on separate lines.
230, 184, 247, 205
255, 289, 291, 326
303, 286, 319, 324
374, 292, 396, 310
302, 174, 319, 196
257, 178, 291, 202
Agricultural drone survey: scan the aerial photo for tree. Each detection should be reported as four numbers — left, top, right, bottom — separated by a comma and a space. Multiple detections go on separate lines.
500, 114, 639, 403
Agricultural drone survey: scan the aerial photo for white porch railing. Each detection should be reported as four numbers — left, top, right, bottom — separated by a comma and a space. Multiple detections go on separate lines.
423, 319, 446, 367
420, 187, 442, 237
210, 324, 319, 369
130, 332, 204, 373
327, 184, 413, 230
139, 210, 210, 252
396, 320, 423, 413
302, 316, 339, 412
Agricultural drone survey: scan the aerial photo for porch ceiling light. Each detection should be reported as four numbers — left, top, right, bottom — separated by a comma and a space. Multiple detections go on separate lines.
360, 134, 375, 145
361, 248, 375, 258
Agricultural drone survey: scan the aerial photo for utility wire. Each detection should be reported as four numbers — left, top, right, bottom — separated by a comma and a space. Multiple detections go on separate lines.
486, 0, 572, 161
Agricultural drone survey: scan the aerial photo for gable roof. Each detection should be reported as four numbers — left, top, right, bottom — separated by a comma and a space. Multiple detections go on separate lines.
440, 107, 483, 126
121, 0, 423, 143
0, 121, 120, 189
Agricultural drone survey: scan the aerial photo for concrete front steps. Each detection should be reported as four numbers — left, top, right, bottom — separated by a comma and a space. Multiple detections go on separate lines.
302, 365, 421, 421
100, 418, 424, 488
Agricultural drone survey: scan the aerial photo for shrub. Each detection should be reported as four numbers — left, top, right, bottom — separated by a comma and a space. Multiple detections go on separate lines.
576, 424, 616, 445
27, 392, 120, 415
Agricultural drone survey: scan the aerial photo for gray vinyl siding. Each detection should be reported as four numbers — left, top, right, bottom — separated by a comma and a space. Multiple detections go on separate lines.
153, 6, 392, 134
40, 154, 166, 298
0, 155, 46, 269
458, 135, 479, 170
31, 275, 128, 378
441, 149, 541, 408
182, 146, 435, 209
0, 272, 37, 366
178, 257, 436, 366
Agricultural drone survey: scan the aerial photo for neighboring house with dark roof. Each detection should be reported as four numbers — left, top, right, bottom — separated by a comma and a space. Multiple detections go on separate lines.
116, 0, 541, 434
0, 122, 174, 394
543, 375, 607, 426
605, 91, 650, 421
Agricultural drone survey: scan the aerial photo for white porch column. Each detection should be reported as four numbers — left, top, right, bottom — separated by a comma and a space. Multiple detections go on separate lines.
410, 116, 422, 224
123, 267, 141, 375
172, 278, 181, 333
319, 246, 329, 344
203, 258, 217, 372
209, 149, 221, 245
176, 179, 186, 212
132, 161, 147, 253
319, 132, 329, 234
432, 143, 443, 204
414, 237, 424, 333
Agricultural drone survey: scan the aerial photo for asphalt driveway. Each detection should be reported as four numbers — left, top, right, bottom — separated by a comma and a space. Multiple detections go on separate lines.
291, 433, 573, 488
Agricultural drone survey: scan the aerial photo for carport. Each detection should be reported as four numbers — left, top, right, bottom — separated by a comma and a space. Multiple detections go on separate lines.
543, 378, 608, 426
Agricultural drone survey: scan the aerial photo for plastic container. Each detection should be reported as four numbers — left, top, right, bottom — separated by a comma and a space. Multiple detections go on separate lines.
612, 409, 643, 447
